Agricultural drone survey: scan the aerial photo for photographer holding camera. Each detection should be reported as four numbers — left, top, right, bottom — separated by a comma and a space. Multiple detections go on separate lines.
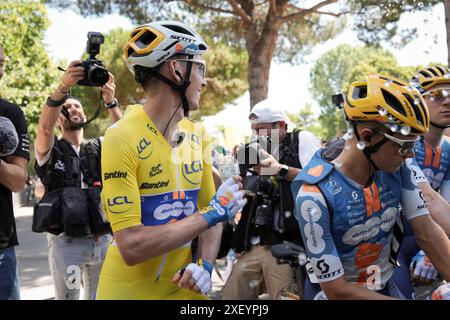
223, 99, 322, 300
33, 33, 122, 300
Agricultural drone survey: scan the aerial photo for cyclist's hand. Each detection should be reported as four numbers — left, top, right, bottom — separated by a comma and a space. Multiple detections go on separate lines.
410, 250, 438, 286
431, 283, 450, 300
200, 176, 246, 228
171, 259, 213, 295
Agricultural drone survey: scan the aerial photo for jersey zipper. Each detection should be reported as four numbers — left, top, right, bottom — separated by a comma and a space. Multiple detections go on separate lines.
155, 148, 182, 281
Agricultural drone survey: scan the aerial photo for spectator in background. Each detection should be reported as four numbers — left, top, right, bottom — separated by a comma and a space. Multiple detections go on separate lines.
0, 44, 30, 300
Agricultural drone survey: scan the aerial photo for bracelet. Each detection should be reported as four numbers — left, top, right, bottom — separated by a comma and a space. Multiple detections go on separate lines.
55, 86, 69, 95
104, 98, 119, 109
60, 78, 71, 89
46, 94, 69, 107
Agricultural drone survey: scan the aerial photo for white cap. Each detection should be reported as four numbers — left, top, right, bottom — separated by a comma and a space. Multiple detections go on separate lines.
249, 99, 296, 128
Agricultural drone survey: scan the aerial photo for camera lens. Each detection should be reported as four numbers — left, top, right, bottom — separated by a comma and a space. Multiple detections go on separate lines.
89, 66, 109, 86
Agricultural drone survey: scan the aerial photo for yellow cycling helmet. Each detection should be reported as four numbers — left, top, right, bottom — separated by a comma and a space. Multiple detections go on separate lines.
410, 65, 450, 93
341, 75, 429, 135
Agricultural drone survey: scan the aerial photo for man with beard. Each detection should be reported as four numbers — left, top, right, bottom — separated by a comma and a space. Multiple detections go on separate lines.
34, 60, 121, 300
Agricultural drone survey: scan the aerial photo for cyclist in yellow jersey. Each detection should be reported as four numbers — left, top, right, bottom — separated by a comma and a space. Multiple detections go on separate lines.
96, 21, 246, 300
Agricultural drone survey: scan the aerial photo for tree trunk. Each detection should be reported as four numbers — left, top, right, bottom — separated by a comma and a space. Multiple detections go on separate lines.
445, 0, 450, 66
245, 18, 281, 109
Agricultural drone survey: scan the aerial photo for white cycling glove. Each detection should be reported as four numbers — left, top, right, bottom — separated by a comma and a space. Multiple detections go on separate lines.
201, 177, 246, 227
431, 283, 450, 300
179, 259, 213, 295
410, 250, 439, 281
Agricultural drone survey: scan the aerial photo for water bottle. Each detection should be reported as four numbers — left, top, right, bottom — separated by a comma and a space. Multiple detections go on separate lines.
223, 249, 236, 283
218, 151, 240, 181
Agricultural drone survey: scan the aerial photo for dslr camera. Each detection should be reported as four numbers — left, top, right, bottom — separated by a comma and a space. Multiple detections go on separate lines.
77, 32, 109, 87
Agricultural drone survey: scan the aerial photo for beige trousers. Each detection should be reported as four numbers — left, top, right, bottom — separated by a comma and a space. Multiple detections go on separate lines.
223, 245, 298, 300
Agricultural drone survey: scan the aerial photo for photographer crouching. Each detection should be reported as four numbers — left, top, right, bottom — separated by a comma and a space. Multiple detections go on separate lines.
33, 33, 123, 300
222, 99, 322, 300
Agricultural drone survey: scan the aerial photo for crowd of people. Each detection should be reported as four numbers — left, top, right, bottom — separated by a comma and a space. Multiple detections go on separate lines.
1, 19, 450, 300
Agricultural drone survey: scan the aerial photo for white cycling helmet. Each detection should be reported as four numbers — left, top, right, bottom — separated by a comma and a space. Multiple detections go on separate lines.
124, 20, 208, 74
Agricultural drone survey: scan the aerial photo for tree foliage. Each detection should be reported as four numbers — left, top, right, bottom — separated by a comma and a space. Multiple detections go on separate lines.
287, 104, 327, 140
347, 0, 441, 47
310, 44, 417, 138
0, 0, 59, 140
71, 26, 249, 138
45, 0, 346, 107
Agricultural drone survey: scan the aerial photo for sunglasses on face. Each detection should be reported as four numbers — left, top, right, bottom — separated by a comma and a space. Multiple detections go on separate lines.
423, 88, 450, 100
174, 59, 206, 78
376, 131, 419, 156
357, 122, 418, 156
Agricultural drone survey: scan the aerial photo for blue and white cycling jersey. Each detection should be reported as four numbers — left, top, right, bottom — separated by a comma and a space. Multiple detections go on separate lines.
414, 137, 450, 200
291, 150, 429, 291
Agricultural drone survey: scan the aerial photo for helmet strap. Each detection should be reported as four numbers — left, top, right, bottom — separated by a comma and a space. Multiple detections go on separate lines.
352, 122, 389, 185
430, 120, 450, 129
147, 60, 193, 117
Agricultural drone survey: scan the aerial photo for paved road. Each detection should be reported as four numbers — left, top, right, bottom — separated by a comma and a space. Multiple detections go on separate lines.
14, 205, 227, 300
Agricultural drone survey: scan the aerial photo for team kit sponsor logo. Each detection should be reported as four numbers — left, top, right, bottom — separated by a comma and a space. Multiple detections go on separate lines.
107, 195, 134, 214
182, 160, 203, 185
146, 123, 158, 135
140, 180, 169, 189
341, 207, 397, 246
300, 199, 326, 255
310, 255, 344, 280
137, 137, 153, 160
154, 201, 196, 220
104, 171, 127, 181
149, 164, 163, 177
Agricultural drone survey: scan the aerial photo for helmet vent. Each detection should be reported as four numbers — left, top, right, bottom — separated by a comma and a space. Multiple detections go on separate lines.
435, 66, 446, 75
140, 30, 158, 46
163, 24, 194, 36
381, 88, 406, 118
402, 93, 425, 128
419, 70, 431, 78
421, 80, 433, 87
428, 68, 440, 77
352, 85, 367, 99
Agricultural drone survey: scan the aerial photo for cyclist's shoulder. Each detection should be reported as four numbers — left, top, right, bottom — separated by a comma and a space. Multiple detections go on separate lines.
105, 105, 149, 142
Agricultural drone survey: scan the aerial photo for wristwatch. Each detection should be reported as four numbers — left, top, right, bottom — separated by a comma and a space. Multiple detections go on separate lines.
277, 164, 289, 179
104, 98, 119, 109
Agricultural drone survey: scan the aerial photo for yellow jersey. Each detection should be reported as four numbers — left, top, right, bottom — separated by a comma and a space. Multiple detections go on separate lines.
96, 105, 215, 299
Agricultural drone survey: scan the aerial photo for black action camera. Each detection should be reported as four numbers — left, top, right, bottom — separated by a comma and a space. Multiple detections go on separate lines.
77, 32, 109, 87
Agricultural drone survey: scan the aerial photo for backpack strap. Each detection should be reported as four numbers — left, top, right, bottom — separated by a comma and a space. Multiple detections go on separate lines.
58, 139, 76, 186
79, 138, 101, 187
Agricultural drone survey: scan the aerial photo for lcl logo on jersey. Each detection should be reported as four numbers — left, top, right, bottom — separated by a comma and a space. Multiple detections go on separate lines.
187, 133, 201, 150
182, 160, 203, 185
137, 138, 153, 160
107, 196, 134, 214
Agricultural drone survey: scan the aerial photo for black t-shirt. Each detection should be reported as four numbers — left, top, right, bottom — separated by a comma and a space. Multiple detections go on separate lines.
0, 98, 30, 249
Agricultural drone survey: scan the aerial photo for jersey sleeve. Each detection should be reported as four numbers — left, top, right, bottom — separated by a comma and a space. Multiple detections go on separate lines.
298, 131, 322, 168
401, 158, 429, 221
197, 126, 215, 209
101, 132, 142, 232
294, 183, 345, 283
439, 165, 450, 202
9, 104, 30, 160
